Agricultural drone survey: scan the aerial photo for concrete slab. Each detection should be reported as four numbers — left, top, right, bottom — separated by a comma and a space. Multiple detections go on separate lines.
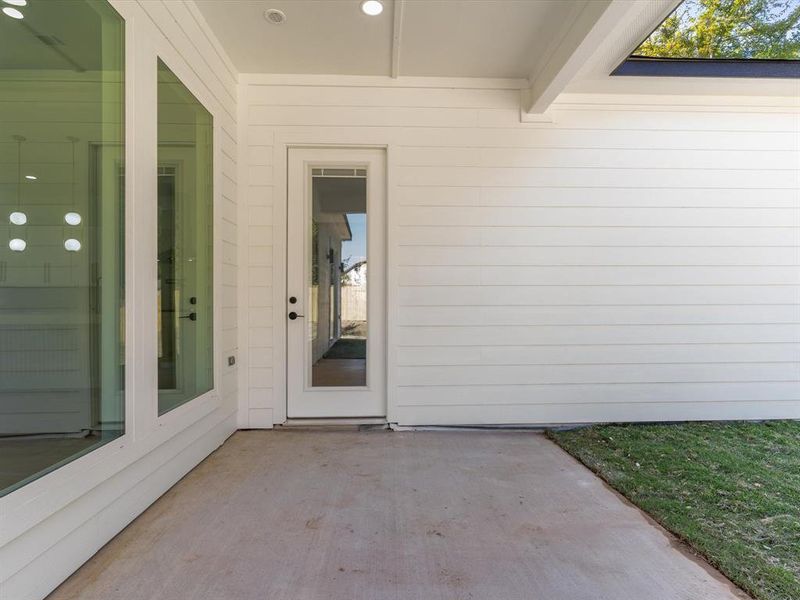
48, 430, 748, 600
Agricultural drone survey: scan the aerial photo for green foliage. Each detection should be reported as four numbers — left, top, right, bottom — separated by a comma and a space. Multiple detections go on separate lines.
549, 421, 800, 600
635, 0, 800, 59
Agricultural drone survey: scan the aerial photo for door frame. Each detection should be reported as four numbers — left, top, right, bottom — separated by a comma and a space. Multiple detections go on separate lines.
266, 138, 397, 426
285, 146, 387, 419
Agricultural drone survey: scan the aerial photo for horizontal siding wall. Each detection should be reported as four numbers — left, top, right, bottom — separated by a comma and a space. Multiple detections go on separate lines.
239, 80, 275, 427
241, 79, 800, 426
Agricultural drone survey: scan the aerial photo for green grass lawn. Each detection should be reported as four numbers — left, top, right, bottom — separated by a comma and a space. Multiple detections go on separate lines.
547, 421, 800, 600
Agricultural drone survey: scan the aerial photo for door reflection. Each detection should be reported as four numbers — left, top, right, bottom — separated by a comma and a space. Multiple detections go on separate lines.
309, 171, 367, 387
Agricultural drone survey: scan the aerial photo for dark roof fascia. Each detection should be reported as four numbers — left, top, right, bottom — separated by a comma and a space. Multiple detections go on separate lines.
612, 56, 800, 78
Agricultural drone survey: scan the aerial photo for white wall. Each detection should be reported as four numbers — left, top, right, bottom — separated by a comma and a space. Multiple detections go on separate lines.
0, 2, 239, 598
239, 76, 800, 427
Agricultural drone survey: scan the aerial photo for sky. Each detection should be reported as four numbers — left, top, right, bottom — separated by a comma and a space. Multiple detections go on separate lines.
341, 213, 366, 269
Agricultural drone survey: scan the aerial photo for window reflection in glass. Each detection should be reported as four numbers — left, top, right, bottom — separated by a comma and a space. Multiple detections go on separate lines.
0, 0, 125, 496
309, 173, 367, 387
156, 59, 214, 414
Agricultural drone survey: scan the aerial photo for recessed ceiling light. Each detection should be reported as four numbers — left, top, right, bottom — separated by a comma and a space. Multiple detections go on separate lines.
24, 174, 36, 180
361, 0, 383, 16
64, 212, 82, 226
9, 211, 27, 225
3, 0, 28, 6
2, 6, 23, 18
9, 238, 26, 252
264, 8, 286, 25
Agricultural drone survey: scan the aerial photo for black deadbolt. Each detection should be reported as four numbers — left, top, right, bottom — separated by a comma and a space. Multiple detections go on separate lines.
289, 296, 297, 304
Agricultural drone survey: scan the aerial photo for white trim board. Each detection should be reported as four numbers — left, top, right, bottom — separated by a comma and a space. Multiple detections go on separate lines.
240, 73, 528, 90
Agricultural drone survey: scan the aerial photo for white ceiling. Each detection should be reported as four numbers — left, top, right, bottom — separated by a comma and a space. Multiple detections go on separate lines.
194, 0, 799, 104
394, 1, 581, 79
194, 0, 588, 78
195, 0, 393, 76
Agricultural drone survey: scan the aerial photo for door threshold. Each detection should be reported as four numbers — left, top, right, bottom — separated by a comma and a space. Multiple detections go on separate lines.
281, 417, 388, 429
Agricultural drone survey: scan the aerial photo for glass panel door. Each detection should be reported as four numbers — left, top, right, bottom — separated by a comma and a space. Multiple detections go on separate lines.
286, 148, 386, 419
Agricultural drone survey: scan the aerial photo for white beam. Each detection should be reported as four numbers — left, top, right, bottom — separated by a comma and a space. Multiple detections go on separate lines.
524, 0, 649, 115
391, 0, 405, 78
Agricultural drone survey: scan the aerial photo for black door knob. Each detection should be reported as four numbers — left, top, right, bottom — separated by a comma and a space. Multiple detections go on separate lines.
288, 311, 304, 320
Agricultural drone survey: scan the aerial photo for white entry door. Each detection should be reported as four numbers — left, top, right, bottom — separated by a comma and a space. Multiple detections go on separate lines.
287, 148, 386, 418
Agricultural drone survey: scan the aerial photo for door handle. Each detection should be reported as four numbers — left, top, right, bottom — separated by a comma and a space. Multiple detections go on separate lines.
179, 312, 197, 321
288, 311, 304, 320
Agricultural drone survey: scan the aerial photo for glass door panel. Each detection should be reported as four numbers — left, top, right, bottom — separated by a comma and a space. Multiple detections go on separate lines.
309, 172, 367, 387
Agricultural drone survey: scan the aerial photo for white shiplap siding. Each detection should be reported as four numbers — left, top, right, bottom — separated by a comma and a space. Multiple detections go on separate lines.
241, 78, 800, 426
238, 80, 276, 427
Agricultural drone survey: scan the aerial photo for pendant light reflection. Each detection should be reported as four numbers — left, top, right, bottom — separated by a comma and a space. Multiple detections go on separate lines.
10, 136, 27, 251
2, 6, 23, 19
360, 0, 383, 15
63, 138, 82, 252
9, 211, 27, 225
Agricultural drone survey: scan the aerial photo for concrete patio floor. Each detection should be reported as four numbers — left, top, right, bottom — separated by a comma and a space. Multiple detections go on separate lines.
48, 430, 747, 600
